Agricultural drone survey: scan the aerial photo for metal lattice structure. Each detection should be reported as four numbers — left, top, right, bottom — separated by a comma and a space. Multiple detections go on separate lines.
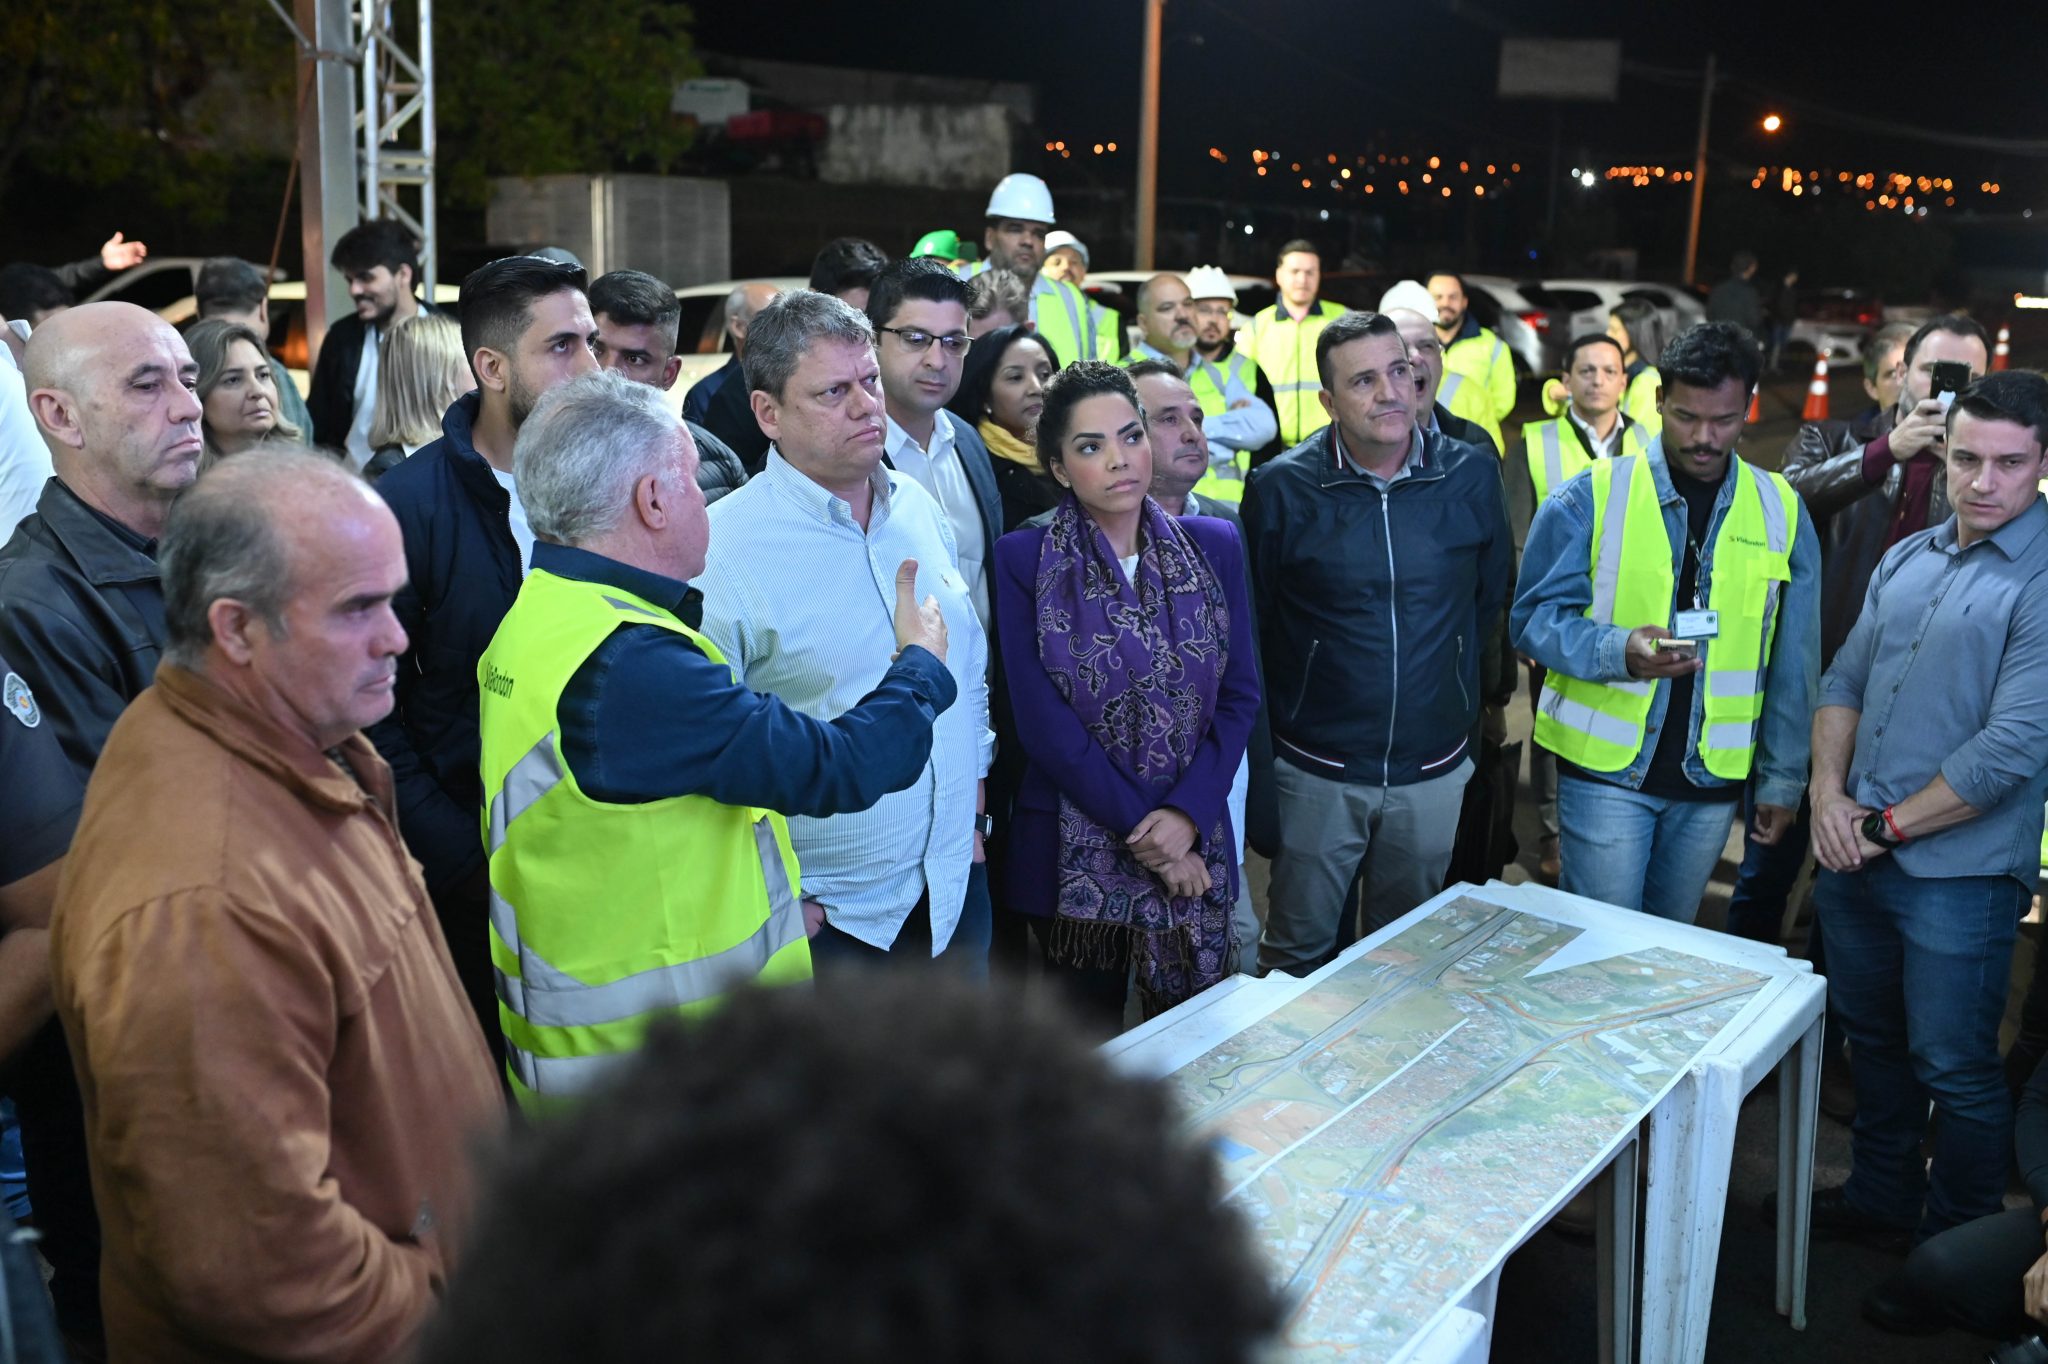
277, 0, 436, 349
356, 0, 437, 295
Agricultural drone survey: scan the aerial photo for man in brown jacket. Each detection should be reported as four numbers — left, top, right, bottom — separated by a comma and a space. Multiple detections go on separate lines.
50, 450, 502, 1362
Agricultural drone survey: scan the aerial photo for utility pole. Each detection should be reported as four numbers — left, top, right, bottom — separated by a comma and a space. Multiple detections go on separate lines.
1682, 52, 1715, 287
294, 0, 358, 363
1136, 0, 1164, 270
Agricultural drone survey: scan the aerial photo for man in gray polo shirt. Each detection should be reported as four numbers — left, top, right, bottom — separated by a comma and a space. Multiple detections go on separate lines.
1803, 371, 2048, 1253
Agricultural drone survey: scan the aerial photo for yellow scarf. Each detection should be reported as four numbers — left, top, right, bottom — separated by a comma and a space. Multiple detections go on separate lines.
979, 418, 1039, 470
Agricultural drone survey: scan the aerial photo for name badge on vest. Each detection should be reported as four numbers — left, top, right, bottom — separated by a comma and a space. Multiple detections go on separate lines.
1673, 609, 1720, 640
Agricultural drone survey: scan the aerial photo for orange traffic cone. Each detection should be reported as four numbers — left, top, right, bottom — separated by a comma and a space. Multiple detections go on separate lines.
1802, 350, 1831, 422
1747, 386, 1762, 424
1993, 325, 2012, 371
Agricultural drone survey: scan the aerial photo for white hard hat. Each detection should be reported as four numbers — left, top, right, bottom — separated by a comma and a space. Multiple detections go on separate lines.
1378, 279, 1437, 319
1183, 265, 1237, 303
1043, 230, 1088, 267
985, 173, 1057, 225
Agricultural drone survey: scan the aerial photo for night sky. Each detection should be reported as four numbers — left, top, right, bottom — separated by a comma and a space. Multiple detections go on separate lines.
694, 1, 2048, 202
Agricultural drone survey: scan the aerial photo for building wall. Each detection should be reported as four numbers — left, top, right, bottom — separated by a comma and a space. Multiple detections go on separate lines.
818, 104, 1016, 191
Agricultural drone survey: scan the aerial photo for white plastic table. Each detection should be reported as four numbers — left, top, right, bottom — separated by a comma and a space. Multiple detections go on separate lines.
1104, 880, 1824, 1364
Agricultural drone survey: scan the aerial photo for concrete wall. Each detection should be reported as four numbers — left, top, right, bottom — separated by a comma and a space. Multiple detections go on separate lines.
817, 104, 1016, 191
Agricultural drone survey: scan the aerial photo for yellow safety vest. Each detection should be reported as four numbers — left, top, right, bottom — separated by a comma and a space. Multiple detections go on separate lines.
1521, 415, 1651, 504
1031, 273, 1102, 365
1534, 454, 1798, 780
478, 568, 812, 1110
1243, 300, 1344, 447
1437, 370, 1504, 454
1441, 324, 1516, 425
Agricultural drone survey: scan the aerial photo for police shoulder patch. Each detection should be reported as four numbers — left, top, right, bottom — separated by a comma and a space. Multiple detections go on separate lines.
3, 671, 39, 728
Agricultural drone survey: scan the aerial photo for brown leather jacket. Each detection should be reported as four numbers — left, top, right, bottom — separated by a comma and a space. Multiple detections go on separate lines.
1779, 407, 1948, 667
50, 664, 502, 1363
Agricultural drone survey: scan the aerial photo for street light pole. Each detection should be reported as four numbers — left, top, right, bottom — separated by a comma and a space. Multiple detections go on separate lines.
1136, 0, 1164, 270
1682, 51, 1715, 287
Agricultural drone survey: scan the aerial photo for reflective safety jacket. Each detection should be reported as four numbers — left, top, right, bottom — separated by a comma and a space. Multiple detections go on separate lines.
1534, 454, 1800, 780
1243, 300, 1345, 447
1521, 414, 1651, 505
1440, 319, 1517, 426
1436, 369, 1505, 454
478, 569, 811, 1109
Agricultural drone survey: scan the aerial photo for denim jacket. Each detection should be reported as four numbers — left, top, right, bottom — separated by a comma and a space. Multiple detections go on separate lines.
1510, 440, 1821, 808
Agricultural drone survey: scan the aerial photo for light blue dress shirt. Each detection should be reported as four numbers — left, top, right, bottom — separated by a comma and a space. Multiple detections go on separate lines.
697, 448, 994, 952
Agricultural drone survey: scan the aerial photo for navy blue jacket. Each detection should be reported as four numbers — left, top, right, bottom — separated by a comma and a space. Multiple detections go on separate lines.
1242, 425, 1513, 787
369, 393, 519, 894
535, 542, 956, 811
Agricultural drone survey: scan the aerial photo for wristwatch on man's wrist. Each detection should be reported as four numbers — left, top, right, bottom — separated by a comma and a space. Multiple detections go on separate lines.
974, 813, 994, 840
1860, 808, 1906, 850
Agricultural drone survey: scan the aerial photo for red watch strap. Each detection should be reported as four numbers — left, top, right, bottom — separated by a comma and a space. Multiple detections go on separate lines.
1882, 806, 1909, 844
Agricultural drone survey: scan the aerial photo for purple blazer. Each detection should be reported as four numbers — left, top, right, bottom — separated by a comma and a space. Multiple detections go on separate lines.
992, 514, 1262, 919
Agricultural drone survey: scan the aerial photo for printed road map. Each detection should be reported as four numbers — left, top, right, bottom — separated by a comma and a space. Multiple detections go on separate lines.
1167, 894, 1765, 1361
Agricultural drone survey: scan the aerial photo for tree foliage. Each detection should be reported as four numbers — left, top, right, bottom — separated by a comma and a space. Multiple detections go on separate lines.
435, 1, 700, 209
0, 0, 293, 224
0, 0, 700, 226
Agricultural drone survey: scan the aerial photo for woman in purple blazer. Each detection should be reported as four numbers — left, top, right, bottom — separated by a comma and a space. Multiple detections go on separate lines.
992, 362, 1260, 1031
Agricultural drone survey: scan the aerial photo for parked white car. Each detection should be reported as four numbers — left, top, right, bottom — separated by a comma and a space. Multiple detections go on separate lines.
1461, 274, 1554, 379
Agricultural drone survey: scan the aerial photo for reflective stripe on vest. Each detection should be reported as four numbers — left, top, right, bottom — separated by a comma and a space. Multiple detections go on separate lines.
1523, 418, 1651, 503
1032, 275, 1097, 363
1247, 302, 1338, 446
479, 570, 812, 1109
1535, 455, 1797, 779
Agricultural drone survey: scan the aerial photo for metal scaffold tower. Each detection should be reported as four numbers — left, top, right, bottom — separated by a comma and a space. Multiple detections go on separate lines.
276, 0, 436, 355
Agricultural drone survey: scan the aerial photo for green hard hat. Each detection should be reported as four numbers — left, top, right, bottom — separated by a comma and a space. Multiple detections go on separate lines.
911, 229, 977, 262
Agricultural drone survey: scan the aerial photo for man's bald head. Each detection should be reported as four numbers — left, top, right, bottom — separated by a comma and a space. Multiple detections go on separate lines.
726, 282, 782, 354
23, 301, 203, 536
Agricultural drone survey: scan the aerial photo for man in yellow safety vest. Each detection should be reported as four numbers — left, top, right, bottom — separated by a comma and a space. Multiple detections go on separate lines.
974, 174, 1106, 365
1241, 239, 1344, 448
1124, 271, 1276, 504
1428, 270, 1518, 434
1511, 321, 1820, 921
477, 370, 958, 1109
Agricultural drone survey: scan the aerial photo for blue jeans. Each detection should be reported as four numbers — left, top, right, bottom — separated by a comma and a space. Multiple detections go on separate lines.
1725, 788, 1812, 945
1817, 859, 2025, 1239
808, 863, 993, 980
1557, 775, 1738, 922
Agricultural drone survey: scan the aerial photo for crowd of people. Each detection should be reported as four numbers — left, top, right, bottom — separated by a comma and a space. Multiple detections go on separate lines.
1, 161, 2047, 1357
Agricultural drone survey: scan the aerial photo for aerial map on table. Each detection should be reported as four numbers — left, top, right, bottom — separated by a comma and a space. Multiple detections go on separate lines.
1167, 894, 1766, 1362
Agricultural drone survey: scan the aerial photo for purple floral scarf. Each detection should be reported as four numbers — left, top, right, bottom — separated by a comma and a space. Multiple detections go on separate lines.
1034, 492, 1235, 1014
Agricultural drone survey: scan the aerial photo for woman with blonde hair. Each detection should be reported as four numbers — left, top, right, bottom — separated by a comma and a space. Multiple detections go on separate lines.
186, 318, 301, 468
366, 312, 469, 478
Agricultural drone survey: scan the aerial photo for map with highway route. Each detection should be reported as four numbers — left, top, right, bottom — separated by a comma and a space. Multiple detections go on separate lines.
1167, 894, 1765, 1361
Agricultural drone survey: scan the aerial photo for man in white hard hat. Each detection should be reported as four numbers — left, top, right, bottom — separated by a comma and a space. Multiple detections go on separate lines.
1040, 231, 1120, 362
978, 174, 1105, 366
1125, 272, 1275, 505
1381, 280, 1502, 454
1188, 265, 1281, 470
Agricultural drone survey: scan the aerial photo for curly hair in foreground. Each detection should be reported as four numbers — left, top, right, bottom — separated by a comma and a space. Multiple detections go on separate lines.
419, 974, 1281, 1364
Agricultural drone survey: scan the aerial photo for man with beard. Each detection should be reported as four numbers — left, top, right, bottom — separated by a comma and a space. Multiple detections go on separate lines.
308, 218, 439, 465
1125, 273, 1274, 505
371, 254, 598, 1067
977, 173, 1106, 366
1513, 322, 1820, 921
1427, 270, 1517, 440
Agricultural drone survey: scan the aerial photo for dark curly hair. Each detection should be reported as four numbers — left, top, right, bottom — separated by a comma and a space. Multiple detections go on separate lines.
1035, 359, 1141, 475
1658, 320, 1762, 395
948, 323, 1060, 437
418, 976, 1280, 1364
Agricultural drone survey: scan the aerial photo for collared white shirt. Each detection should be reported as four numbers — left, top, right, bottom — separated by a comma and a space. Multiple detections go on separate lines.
1567, 406, 1626, 460
885, 412, 990, 633
1332, 424, 1425, 490
697, 449, 993, 953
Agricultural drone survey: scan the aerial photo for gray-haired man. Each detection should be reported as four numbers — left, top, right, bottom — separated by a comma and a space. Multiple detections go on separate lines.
695, 290, 995, 975
476, 369, 955, 1097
